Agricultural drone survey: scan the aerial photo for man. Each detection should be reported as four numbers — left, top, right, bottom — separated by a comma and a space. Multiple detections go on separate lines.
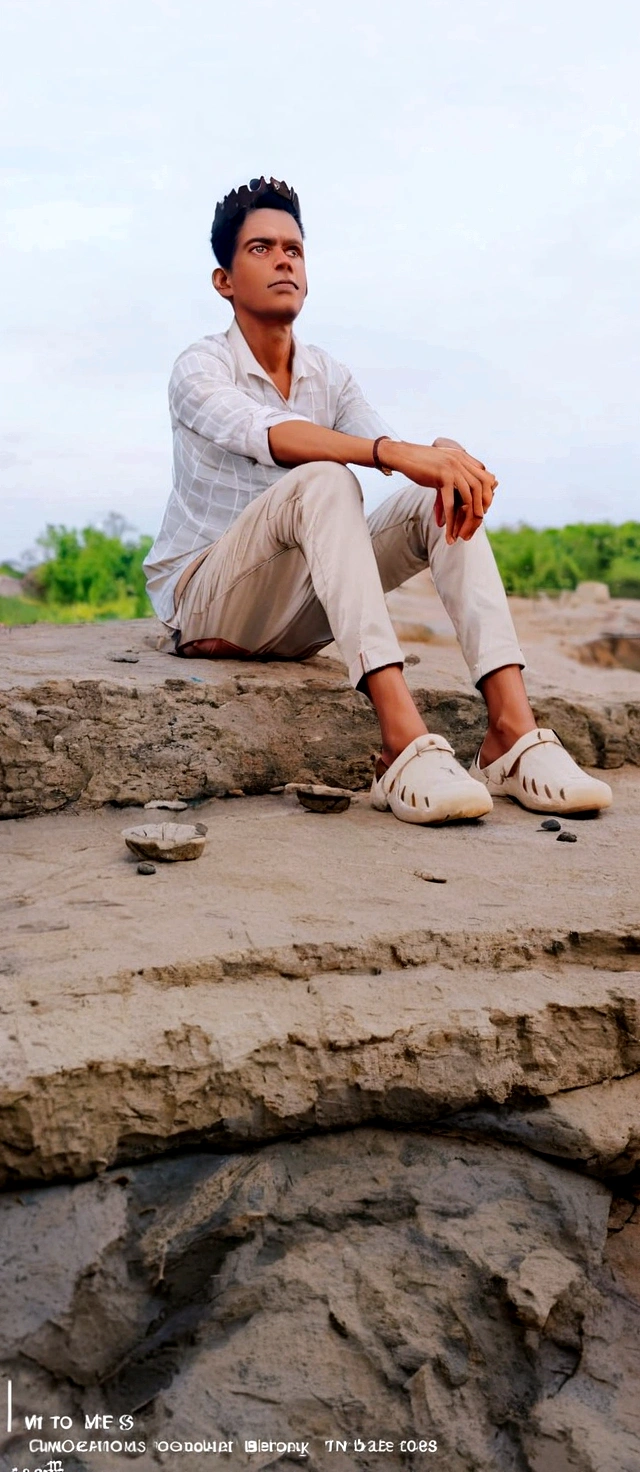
144, 176, 611, 824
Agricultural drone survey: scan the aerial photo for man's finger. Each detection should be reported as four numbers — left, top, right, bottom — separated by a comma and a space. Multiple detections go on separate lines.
461, 451, 487, 473
466, 473, 485, 522
454, 475, 485, 541
439, 480, 457, 543
450, 477, 474, 542
482, 482, 495, 514
460, 453, 497, 496
434, 489, 444, 528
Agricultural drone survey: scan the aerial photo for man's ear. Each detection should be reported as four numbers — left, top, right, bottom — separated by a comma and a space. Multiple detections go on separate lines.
213, 266, 233, 301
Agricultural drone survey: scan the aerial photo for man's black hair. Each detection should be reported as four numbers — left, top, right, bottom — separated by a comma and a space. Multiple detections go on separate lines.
210, 178, 304, 271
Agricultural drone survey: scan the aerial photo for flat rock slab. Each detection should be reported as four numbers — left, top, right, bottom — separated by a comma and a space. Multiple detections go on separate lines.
2, 578, 640, 816
1, 772, 638, 1182
1, 1131, 639, 1472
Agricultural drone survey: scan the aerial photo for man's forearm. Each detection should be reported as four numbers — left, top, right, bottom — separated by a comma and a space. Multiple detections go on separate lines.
268, 422, 462, 480
268, 419, 383, 470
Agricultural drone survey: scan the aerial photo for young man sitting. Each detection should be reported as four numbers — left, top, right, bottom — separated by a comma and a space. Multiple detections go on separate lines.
143, 176, 611, 825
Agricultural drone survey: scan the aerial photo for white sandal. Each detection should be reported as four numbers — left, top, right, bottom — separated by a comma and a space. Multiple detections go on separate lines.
469, 728, 612, 814
371, 733, 494, 825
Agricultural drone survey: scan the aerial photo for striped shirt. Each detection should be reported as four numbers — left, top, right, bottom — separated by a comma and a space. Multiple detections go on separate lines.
143, 316, 391, 626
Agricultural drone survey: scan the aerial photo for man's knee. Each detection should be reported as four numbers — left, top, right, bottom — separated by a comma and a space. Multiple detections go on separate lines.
295, 460, 363, 503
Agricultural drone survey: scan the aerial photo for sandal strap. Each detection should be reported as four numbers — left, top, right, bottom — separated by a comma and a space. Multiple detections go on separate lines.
380, 733, 454, 794
486, 727, 562, 783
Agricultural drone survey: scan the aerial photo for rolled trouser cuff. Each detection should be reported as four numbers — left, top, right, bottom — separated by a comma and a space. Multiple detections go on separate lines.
350, 641, 405, 691
472, 644, 526, 687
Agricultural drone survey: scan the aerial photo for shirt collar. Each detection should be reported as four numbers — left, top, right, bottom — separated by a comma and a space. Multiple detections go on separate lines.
227, 316, 315, 387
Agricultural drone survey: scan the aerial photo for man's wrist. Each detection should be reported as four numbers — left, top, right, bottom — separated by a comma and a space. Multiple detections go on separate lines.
376, 439, 406, 473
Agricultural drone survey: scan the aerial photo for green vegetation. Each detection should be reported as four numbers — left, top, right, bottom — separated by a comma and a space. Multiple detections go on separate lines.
0, 517, 153, 626
487, 522, 640, 598
1, 518, 640, 627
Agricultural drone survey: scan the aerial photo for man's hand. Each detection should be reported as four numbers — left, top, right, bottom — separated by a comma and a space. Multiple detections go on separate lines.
382, 437, 498, 544
267, 421, 497, 544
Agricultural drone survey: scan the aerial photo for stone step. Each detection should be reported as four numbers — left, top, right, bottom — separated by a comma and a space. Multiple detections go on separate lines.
2, 614, 639, 816
1, 774, 638, 1184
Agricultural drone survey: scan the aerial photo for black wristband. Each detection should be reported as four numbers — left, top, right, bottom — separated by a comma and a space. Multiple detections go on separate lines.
372, 436, 393, 476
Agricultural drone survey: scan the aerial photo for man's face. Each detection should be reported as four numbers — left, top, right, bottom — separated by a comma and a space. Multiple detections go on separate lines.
213, 207, 307, 321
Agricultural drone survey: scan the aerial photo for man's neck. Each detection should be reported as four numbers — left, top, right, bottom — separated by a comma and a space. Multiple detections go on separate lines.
233, 309, 294, 398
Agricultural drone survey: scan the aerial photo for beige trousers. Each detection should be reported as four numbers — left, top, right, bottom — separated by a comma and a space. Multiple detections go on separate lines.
175, 461, 524, 689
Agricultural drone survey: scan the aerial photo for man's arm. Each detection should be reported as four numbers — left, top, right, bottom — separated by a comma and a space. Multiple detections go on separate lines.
268, 420, 497, 545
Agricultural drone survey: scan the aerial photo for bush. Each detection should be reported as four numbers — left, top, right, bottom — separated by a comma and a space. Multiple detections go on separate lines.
32, 518, 153, 617
487, 522, 640, 597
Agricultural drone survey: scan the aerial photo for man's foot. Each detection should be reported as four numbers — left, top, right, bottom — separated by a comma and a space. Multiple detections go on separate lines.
371, 734, 493, 824
469, 728, 612, 814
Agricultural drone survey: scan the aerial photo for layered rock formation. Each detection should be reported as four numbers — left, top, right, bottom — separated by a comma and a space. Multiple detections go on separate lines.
2, 595, 640, 817
1, 604, 639, 1469
2, 1130, 639, 1472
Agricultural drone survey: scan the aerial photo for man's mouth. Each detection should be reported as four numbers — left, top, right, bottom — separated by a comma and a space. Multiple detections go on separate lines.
268, 281, 298, 289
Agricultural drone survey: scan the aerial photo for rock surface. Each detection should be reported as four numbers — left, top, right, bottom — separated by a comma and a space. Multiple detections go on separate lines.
1, 1131, 639, 1472
1, 772, 639, 1185
2, 576, 640, 816
2, 580, 640, 1468
447, 1073, 640, 1176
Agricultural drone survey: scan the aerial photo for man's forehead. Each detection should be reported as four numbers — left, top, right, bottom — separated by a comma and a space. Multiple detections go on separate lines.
237, 208, 303, 246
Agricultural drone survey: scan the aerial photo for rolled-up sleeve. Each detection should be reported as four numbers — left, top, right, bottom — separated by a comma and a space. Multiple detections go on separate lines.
169, 346, 310, 468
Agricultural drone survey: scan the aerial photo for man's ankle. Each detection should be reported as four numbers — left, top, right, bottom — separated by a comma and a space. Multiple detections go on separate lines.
479, 715, 537, 767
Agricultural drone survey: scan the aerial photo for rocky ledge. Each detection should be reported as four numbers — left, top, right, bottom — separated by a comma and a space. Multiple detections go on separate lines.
1, 769, 639, 1469
2, 582, 640, 817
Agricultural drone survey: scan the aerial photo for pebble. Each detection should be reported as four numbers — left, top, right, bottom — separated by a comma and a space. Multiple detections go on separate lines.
137, 862, 156, 875
414, 870, 447, 884
405, 653, 421, 666
145, 800, 188, 811
109, 653, 139, 663
557, 831, 577, 843
295, 784, 352, 813
539, 818, 562, 831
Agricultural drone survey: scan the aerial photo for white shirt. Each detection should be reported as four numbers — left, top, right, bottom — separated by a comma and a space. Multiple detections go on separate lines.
143, 317, 392, 626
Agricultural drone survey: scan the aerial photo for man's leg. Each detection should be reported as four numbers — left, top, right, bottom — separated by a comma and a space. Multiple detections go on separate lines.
366, 482, 611, 813
366, 481, 536, 763
175, 460, 406, 687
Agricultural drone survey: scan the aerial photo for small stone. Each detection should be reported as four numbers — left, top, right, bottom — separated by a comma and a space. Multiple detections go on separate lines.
269, 785, 285, 794
144, 800, 188, 811
109, 653, 139, 664
415, 870, 447, 884
539, 818, 562, 831
137, 862, 156, 875
295, 783, 352, 813
405, 653, 421, 666
557, 831, 577, 843
227, 788, 245, 797
122, 822, 208, 862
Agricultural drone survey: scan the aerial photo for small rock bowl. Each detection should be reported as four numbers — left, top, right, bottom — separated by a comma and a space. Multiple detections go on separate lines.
122, 821, 208, 862
292, 783, 352, 814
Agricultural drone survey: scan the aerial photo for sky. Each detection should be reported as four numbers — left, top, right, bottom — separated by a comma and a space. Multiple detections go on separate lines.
1, 0, 639, 562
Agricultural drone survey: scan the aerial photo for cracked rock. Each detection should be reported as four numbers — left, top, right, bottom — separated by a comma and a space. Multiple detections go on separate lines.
2, 1130, 638, 1472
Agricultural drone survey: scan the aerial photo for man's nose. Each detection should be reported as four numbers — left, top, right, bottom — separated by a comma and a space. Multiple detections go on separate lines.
274, 248, 293, 269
